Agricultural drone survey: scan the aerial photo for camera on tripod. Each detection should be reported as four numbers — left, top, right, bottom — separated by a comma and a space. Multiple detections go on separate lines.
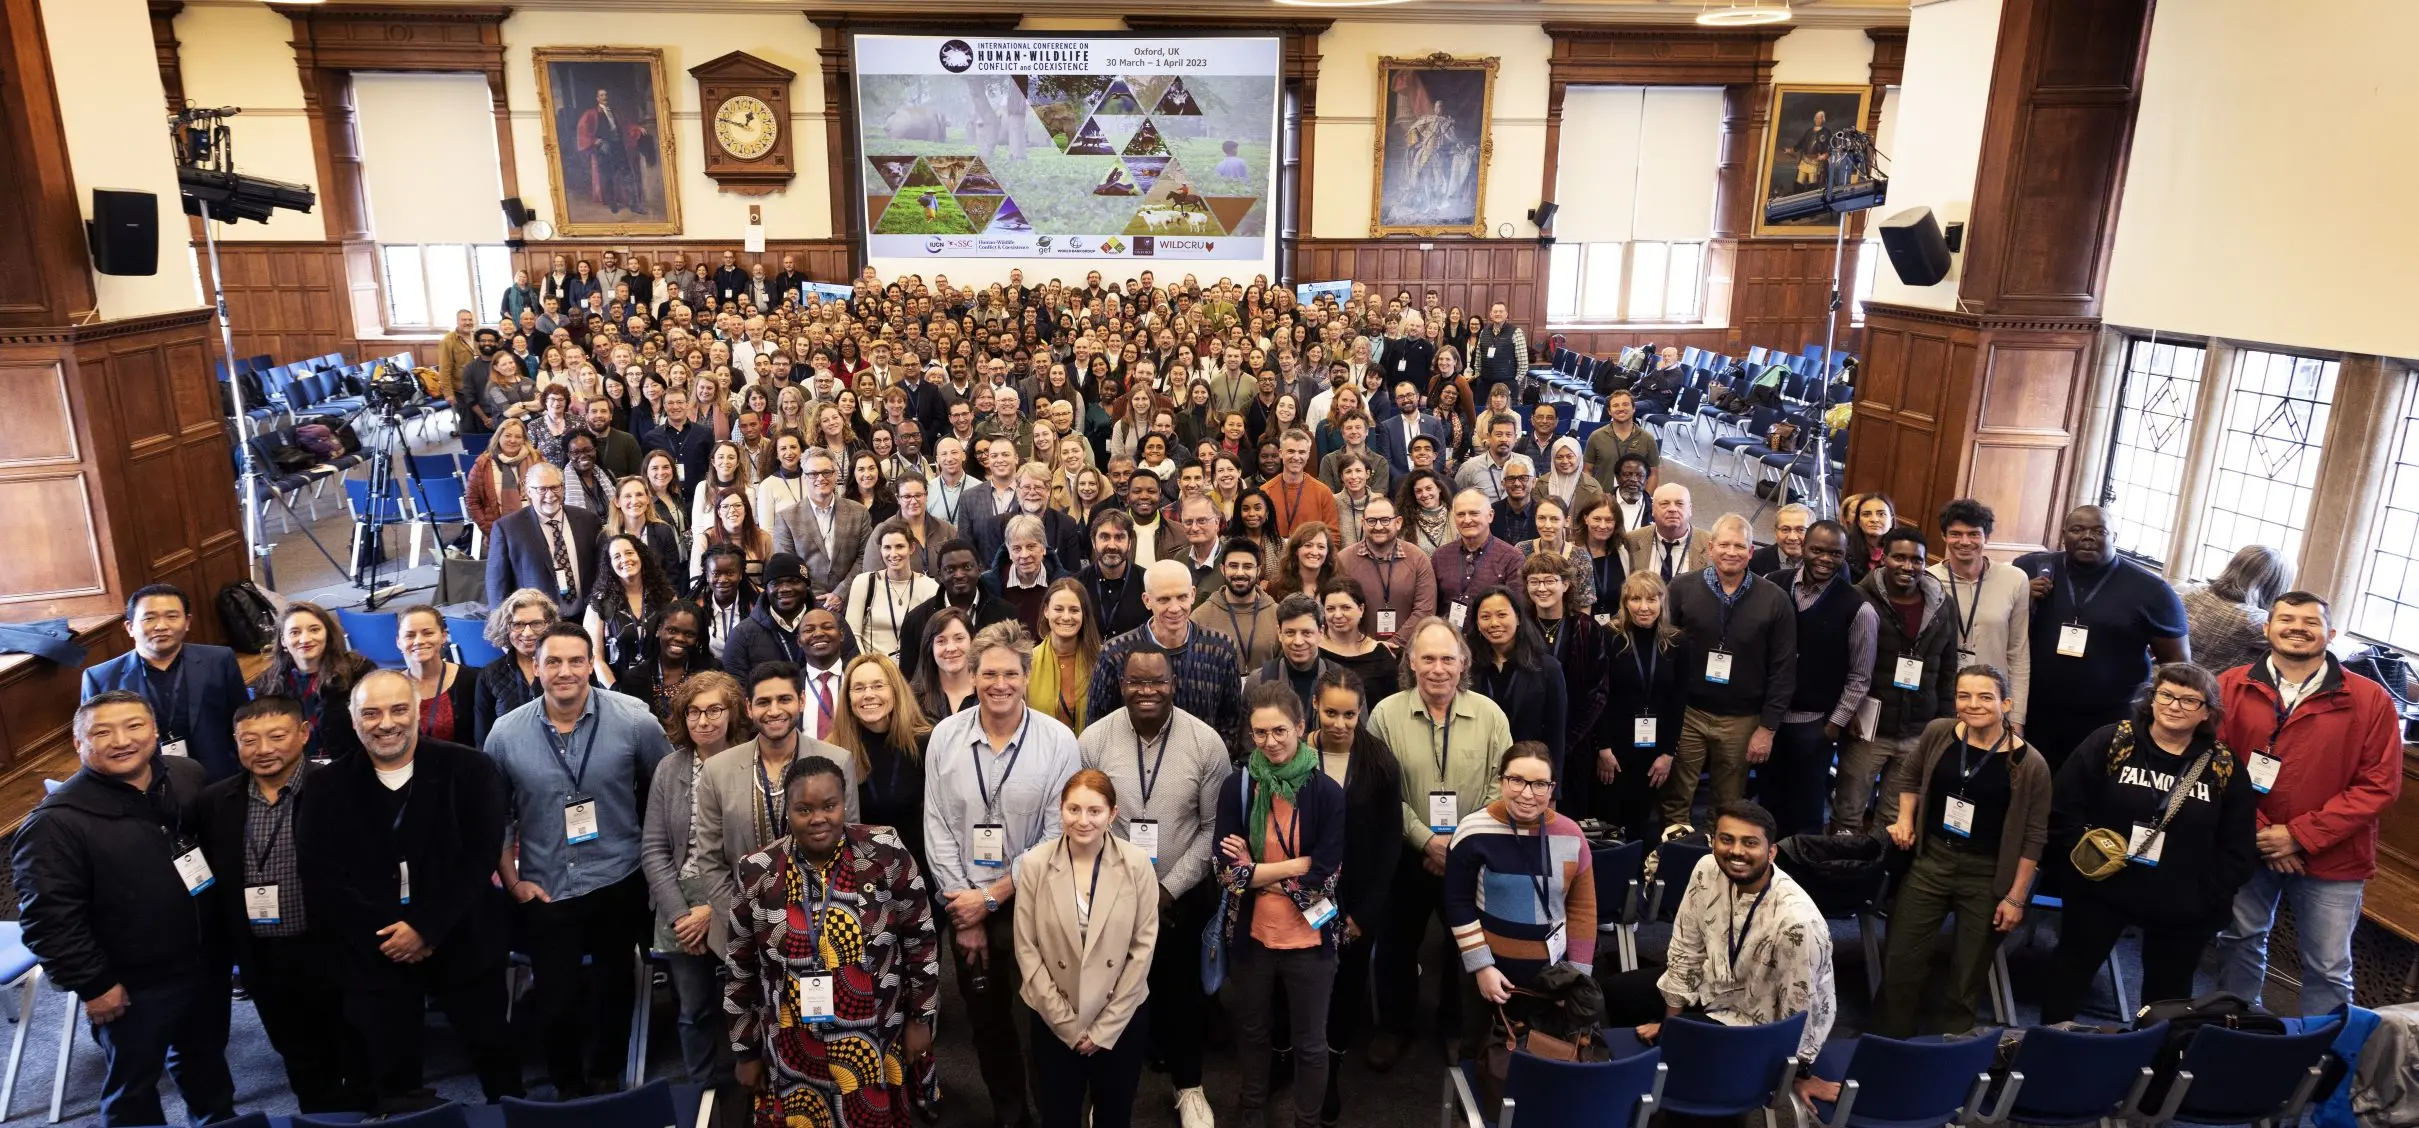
366, 361, 421, 416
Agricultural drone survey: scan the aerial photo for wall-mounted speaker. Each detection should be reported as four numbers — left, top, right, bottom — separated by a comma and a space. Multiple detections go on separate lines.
87, 189, 159, 276
1527, 201, 1559, 231
1876, 206, 1954, 288
502, 196, 532, 226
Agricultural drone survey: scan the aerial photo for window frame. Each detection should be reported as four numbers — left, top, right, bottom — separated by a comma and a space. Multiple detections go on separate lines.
2190, 346, 2340, 583
1546, 239, 1706, 326
378, 242, 514, 333
2350, 367, 2419, 652
2096, 334, 2210, 570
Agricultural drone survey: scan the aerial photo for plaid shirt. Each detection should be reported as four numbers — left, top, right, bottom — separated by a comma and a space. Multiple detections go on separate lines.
245, 768, 309, 938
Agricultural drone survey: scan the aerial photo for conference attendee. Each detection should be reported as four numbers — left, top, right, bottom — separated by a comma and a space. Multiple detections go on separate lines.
2014, 505, 2190, 769
1749, 504, 1813, 578
1171, 495, 1227, 590
724, 553, 813, 679
847, 525, 941, 662
2212, 593, 2405, 1017
1463, 586, 1571, 779
396, 605, 477, 746
992, 514, 1066, 633
2180, 544, 2293, 675
1375, 381, 1449, 480
1467, 302, 1525, 405
1216, 682, 1348, 1128
1302, 669, 1400, 1115
1631, 347, 1686, 413
638, 669, 749, 1090
1265, 429, 1339, 538
925, 621, 1085, 1128
1078, 646, 1229, 1128
197, 696, 367, 1112
1583, 390, 1661, 496
1661, 515, 1795, 831
2040, 663, 2257, 1024
585, 395, 645, 479
771, 450, 873, 609
827, 653, 934, 874
1124, 470, 1184, 567
645, 390, 717, 498
1537, 435, 1604, 521
686, 441, 755, 536
1595, 573, 1686, 837
1516, 495, 1597, 613
1486, 455, 1541, 545
1314, 578, 1398, 702
1453, 416, 1522, 504
585, 532, 675, 689
1015, 769, 1162, 1128
1247, 594, 1340, 721
1196, 537, 1283, 670
12, 692, 235, 1127
474, 588, 556, 746
911, 608, 980, 720
1264, 521, 1337, 605
695, 657, 866, 961
1365, 616, 1512, 1070
1029, 578, 1102, 734
250, 601, 376, 765
1841, 493, 1899, 582
861, 477, 957, 581
1573, 496, 1633, 617
1600, 802, 1836, 1101
1835, 528, 1957, 834
897, 539, 1019, 681
1090, 561, 1246, 745
727, 756, 941, 1128
83, 583, 248, 783
796, 608, 852, 743
485, 462, 606, 612
1624, 483, 1711, 584
1078, 508, 1152, 638
1433, 489, 1523, 623
981, 462, 1088, 576
1761, 521, 1873, 840
1521, 551, 1609, 791
1930, 498, 2032, 731
488, 623, 673, 1098
607, 475, 689, 593
1872, 665, 2049, 1037
1336, 496, 1432, 642
1445, 741, 1597, 1052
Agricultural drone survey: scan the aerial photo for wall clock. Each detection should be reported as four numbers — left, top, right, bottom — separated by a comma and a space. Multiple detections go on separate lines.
689, 51, 797, 195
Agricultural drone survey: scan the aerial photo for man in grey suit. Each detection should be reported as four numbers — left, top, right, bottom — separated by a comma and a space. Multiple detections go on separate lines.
1625, 482, 1714, 584
770, 449, 871, 611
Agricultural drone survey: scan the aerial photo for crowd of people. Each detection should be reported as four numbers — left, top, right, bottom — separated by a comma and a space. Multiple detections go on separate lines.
15, 267, 2405, 1128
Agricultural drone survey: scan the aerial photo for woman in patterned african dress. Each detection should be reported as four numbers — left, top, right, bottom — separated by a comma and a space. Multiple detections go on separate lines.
728, 755, 941, 1128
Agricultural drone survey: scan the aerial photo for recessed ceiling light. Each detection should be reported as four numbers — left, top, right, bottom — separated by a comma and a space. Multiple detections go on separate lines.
1697, 1, 1793, 25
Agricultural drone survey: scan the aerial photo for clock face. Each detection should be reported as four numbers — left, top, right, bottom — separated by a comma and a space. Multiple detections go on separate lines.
713, 94, 777, 160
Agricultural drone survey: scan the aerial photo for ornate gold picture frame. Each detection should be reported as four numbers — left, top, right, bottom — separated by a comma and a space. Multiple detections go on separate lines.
533, 46, 684, 237
1371, 53, 1497, 238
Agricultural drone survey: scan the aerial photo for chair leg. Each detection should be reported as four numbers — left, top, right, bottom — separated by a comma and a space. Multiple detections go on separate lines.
626, 946, 650, 1090
1, 969, 38, 1119
2104, 943, 2131, 1020
1861, 911, 1884, 999
49, 988, 74, 1124
1988, 945, 2013, 1027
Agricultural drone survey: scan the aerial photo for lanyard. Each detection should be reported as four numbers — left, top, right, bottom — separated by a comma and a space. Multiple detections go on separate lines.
144, 658, 188, 739
754, 749, 789, 840
1459, 542, 1486, 598
1135, 722, 1172, 807
1629, 632, 1659, 690
787, 841, 838, 971
1595, 550, 1621, 598
1279, 474, 1308, 527
2266, 661, 2324, 749
1955, 725, 2010, 796
1067, 837, 1107, 916
1522, 818, 1554, 922
934, 476, 964, 522
1429, 704, 1457, 777
970, 712, 1032, 820
290, 670, 323, 732
1370, 548, 1399, 607
1222, 598, 1261, 662
1706, 570, 1753, 648
1093, 572, 1129, 632
248, 789, 295, 874
544, 710, 600, 792
2060, 557, 2118, 621
880, 575, 907, 643
1267, 796, 1305, 861
1946, 561, 1988, 646
1727, 888, 1766, 969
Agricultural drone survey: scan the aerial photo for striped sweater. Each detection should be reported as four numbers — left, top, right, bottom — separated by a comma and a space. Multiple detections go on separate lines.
1443, 802, 1597, 984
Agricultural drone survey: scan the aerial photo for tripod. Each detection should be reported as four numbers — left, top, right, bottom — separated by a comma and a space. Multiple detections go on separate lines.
353, 397, 421, 609
1809, 210, 1848, 521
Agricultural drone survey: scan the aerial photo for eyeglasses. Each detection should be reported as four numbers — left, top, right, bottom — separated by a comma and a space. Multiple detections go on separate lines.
1499, 774, 1555, 795
686, 703, 730, 721
509, 619, 554, 634
2152, 690, 2207, 710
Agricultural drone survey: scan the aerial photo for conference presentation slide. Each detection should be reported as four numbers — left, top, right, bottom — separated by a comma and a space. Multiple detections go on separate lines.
853, 35, 1280, 265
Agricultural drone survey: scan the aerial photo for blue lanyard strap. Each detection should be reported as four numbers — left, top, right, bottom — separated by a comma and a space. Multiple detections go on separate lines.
969, 712, 1033, 820
543, 708, 600, 792
1135, 723, 1171, 808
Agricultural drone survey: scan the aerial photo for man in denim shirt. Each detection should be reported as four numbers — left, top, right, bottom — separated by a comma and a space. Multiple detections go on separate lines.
487, 622, 671, 1098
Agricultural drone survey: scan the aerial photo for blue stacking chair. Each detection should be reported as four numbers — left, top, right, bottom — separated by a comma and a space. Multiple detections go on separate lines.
298, 1102, 468, 1128
409, 452, 464, 484
1711, 406, 1784, 481
1645, 837, 1712, 922
1658, 1013, 1807, 1126
449, 616, 504, 668
416, 474, 477, 556
335, 607, 405, 668
2164, 1018, 2341, 1128
1446, 1047, 1665, 1128
503, 1078, 682, 1128
1591, 839, 1649, 972
1996, 1021, 2169, 1126
344, 476, 416, 577
0, 922, 48, 1121
1807, 1031, 2015, 1128
1644, 387, 1704, 460
460, 430, 493, 459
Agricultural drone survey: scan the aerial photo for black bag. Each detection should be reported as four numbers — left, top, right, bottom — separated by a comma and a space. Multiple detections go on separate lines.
2136, 992, 2289, 1107
268, 442, 318, 474
215, 581, 278, 654
1776, 832, 1892, 917
1476, 968, 1610, 1119
2342, 645, 2419, 741
299, 413, 363, 456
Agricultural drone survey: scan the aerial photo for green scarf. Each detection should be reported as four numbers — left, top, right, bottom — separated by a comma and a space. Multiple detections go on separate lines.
1246, 743, 1320, 862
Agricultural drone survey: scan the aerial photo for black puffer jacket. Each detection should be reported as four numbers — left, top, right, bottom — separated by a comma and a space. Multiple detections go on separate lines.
11, 757, 216, 998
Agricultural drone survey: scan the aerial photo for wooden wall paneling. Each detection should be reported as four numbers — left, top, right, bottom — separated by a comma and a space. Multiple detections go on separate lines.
150, 0, 187, 112
0, 0, 100, 328
1294, 239, 1541, 334
0, 619, 129, 831
1957, 0, 2153, 318
196, 241, 359, 363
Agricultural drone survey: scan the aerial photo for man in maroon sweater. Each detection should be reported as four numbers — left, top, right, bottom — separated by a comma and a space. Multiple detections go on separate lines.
2210, 591, 2403, 1016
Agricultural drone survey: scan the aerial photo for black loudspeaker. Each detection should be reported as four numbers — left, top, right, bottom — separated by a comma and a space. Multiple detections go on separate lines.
86, 189, 159, 276
1876, 206, 1953, 287
502, 196, 531, 226
1527, 201, 1559, 231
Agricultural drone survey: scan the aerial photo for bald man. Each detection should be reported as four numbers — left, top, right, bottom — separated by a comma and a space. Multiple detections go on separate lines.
2012, 505, 2190, 770
1088, 560, 1245, 755
484, 462, 603, 610
1625, 483, 1713, 584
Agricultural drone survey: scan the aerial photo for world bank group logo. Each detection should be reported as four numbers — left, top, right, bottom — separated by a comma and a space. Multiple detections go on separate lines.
938, 40, 975, 73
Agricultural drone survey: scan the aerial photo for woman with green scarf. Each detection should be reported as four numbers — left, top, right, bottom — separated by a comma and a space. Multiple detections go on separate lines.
1215, 681, 1348, 1128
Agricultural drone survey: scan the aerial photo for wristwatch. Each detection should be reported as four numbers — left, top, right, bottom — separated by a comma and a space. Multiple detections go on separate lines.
982, 891, 1000, 915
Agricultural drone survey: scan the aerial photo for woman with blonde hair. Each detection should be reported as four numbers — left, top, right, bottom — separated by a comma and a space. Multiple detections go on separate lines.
1598, 570, 1685, 836
465, 416, 538, 534
826, 652, 934, 873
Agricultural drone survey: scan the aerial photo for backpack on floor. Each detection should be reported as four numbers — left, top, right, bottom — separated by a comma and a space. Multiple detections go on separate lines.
2138, 992, 2289, 1107
215, 581, 278, 654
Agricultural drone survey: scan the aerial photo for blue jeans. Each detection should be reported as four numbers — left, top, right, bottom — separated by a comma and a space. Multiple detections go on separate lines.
2211, 866, 2364, 1016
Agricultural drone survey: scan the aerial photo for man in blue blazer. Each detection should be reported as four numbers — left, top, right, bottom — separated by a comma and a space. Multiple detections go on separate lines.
79, 583, 250, 782
484, 463, 604, 613
1372, 379, 1451, 480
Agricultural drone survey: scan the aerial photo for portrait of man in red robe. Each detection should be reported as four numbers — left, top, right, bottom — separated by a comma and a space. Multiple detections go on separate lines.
574, 87, 651, 215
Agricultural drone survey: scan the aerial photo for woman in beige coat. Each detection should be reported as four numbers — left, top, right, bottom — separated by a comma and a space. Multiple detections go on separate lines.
1015, 769, 1161, 1128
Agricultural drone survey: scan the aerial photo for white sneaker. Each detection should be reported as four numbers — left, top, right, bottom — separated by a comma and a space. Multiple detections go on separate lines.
1176, 1086, 1216, 1128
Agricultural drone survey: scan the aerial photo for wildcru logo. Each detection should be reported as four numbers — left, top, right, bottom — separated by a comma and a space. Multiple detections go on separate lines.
937, 40, 975, 73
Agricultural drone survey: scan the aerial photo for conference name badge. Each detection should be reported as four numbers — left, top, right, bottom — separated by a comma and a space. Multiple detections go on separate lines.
2248, 752, 2281, 794
2057, 624, 2089, 658
173, 846, 215, 896
2126, 823, 2166, 866
795, 971, 836, 1024
1128, 819, 1160, 865
973, 823, 1007, 867
563, 796, 600, 845
1705, 651, 1735, 685
1943, 797, 1976, 837
1893, 657, 1924, 691
1428, 790, 1460, 834
245, 884, 282, 925
161, 739, 190, 759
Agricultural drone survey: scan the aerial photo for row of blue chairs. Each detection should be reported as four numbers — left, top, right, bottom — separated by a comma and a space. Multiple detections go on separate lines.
1452, 1009, 2340, 1128
332, 605, 503, 670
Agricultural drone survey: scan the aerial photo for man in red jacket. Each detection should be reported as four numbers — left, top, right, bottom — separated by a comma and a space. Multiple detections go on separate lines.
2210, 592, 2403, 1016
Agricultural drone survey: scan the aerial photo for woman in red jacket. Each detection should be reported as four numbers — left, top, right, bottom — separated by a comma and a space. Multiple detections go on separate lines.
2209, 592, 2404, 1017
